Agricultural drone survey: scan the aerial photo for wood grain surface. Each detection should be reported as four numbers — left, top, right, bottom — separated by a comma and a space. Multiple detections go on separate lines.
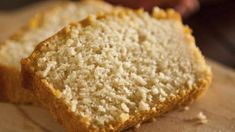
0, 1, 234, 132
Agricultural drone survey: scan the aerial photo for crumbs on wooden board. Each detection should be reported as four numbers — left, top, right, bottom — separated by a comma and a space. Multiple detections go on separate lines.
135, 123, 141, 129
178, 106, 190, 112
179, 106, 208, 125
196, 112, 208, 124
183, 106, 189, 111
184, 111, 209, 124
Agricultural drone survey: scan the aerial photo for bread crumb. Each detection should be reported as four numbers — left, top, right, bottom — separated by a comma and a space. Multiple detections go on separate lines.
71, 99, 78, 112
67, 47, 76, 56
41, 61, 57, 77
98, 105, 106, 113
139, 100, 150, 111
183, 106, 189, 111
151, 117, 156, 122
121, 103, 129, 113
119, 113, 129, 123
66, 39, 74, 46
137, 87, 148, 101
151, 87, 159, 95
196, 112, 208, 124
159, 88, 167, 97
159, 95, 166, 102
131, 73, 147, 85
151, 107, 156, 112
135, 123, 141, 129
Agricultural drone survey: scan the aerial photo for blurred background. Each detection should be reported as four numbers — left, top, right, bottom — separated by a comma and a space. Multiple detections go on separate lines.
0, 0, 234, 68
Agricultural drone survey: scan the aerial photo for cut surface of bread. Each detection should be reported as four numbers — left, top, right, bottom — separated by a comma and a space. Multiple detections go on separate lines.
0, 0, 113, 103
21, 8, 212, 131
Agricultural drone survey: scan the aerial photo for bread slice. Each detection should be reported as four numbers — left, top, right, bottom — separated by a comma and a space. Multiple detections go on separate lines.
0, 0, 113, 103
21, 8, 212, 131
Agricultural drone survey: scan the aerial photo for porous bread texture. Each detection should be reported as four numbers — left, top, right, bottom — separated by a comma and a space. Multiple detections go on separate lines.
0, 0, 113, 103
21, 8, 212, 131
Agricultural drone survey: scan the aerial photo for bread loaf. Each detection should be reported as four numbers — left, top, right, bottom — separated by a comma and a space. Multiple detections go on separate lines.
21, 8, 212, 131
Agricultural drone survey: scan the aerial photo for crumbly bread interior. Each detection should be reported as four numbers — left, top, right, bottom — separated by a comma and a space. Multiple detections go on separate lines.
0, 0, 113, 103
27, 8, 211, 129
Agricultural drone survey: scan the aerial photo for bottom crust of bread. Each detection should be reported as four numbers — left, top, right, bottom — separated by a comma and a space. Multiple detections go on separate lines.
21, 58, 212, 132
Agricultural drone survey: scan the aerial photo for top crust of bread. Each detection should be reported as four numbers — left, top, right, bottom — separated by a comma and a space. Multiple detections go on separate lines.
21, 8, 212, 131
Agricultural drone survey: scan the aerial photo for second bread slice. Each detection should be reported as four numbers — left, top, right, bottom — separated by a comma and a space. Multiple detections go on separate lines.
0, 0, 113, 103
21, 8, 211, 131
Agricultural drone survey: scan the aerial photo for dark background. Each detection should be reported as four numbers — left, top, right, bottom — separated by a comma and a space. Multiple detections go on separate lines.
0, 0, 234, 69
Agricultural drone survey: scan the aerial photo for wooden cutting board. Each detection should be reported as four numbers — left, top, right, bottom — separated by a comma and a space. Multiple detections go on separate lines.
0, 1, 235, 132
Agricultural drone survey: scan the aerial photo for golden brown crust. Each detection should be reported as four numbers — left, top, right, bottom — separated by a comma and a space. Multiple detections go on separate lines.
21, 8, 212, 131
22, 58, 89, 131
0, 64, 37, 103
